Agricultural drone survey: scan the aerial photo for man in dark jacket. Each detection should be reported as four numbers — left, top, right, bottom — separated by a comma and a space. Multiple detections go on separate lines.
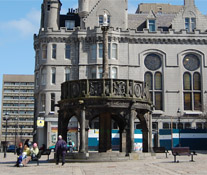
55, 135, 67, 166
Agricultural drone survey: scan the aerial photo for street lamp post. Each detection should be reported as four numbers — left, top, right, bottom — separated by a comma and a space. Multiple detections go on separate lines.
20, 125, 23, 143
4, 112, 9, 158
14, 117, 18, 154
177, 108, 181, 147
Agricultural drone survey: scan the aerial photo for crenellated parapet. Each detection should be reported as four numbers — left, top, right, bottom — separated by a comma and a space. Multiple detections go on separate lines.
34, 26, 207, 48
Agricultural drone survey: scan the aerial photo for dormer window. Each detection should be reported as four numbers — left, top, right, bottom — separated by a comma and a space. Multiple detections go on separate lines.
149, 19, 156, 32
185, 17, 196, 32
65, 20, 75, 30
99, 15, 110, 25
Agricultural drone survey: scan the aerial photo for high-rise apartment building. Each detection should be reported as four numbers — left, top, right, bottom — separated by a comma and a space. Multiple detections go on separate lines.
0, 75, 34, 147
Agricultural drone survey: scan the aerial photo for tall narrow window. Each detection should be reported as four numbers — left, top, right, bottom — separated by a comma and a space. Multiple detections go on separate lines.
51, 67, 56, 84
183, 54, 201, 111
99, 15, 103, 25
108, 43, 111, 59
183, 73, 191, 90
185, 18, 190, 32
65, 67, 70, 81
98, 67, 103, 79
155, 72, 162, 90
91, 67, 96, 79
42, 44, 47, 59
144, 53, 163, 110
51, 93, 55, 112
65, 44, 70, 59
112, 43, 117, 59
145, 72, 153, 103
41, 68, 47, 85
98, 43, 103, 58
41, 94, 46, 111
111, 67, 117, 79
52, 44, 56, 59
193, 72, 201, 90
191, 18, 196, 31
149, 20, 156, 32
91, 44, 97, 60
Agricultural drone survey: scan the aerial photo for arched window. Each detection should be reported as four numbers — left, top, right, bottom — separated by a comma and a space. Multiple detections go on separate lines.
183, 54, 201, 111
145, 71, 162, 110
145, 72, 152, 90
144, 53, 163, 110
155, 72, 162, 90
183, 72, 191, 90
193, 72, 201, 90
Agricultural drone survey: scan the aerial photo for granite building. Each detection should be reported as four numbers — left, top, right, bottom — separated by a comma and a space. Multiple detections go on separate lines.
34, 0, 207, 147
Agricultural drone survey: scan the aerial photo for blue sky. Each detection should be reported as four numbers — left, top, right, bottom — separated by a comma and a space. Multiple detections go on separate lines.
0, 0, 206, 118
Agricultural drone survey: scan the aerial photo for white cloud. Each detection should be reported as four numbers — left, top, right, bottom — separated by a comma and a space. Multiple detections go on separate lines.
1, 8, 40, 38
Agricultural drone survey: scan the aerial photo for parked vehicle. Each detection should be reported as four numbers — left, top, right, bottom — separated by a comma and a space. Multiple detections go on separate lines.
7, 145, 16, 152
48, 144, 75, 152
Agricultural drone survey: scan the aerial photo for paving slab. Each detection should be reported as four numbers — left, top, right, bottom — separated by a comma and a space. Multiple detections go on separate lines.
0, 152, 207, 175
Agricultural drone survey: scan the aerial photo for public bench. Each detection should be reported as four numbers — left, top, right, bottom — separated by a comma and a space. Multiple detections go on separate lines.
31, 151, 42, 166
40, 149, 51, 160
172, 147, 197, 163
30, 149, 51, 165
153, 147, 169, 158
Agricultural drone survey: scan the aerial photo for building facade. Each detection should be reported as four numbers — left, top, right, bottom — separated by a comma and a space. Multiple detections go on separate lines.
0, 74, 34, 147
34, 0, 207, 147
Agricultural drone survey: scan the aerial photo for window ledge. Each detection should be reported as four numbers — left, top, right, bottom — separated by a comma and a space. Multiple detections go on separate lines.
152, 110, 163, 115
184, 111, 202, 115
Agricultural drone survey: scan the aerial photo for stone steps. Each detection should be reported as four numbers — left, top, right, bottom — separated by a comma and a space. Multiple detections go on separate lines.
52, 152, 156, 162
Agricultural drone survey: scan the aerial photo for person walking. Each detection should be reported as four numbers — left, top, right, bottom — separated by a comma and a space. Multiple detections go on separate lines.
55, 135, 67, 166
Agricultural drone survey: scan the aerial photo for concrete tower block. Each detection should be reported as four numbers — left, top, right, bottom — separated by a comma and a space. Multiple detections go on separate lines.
78, 0, 89, 17
43, 0, 61, 30
184, 0, 195, 7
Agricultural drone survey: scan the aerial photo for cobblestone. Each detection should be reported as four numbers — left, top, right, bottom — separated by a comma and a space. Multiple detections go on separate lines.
0, 152, 207, 175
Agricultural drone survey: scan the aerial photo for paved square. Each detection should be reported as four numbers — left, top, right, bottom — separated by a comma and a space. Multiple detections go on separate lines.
0, 152, 207, 175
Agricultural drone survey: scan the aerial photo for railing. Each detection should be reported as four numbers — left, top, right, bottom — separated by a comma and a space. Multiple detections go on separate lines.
61, 79, 150, 102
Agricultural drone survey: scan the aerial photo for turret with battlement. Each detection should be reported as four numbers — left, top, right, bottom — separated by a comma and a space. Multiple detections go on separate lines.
78, 0, 89, 18
41, 0, 61, 30
184, 0, 195, 7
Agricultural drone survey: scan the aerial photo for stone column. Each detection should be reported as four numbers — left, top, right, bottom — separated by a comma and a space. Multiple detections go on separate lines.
120, 129, 126, 152
99, 112, 112, 152
148, 112, 153, 152
80, 108, 86, 153
129, 109, 135, 153
101, 26, 109, 79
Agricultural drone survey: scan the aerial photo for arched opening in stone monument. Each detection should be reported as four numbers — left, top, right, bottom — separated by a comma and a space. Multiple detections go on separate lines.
67, 116, 79, 152
88, 115, 123, 152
